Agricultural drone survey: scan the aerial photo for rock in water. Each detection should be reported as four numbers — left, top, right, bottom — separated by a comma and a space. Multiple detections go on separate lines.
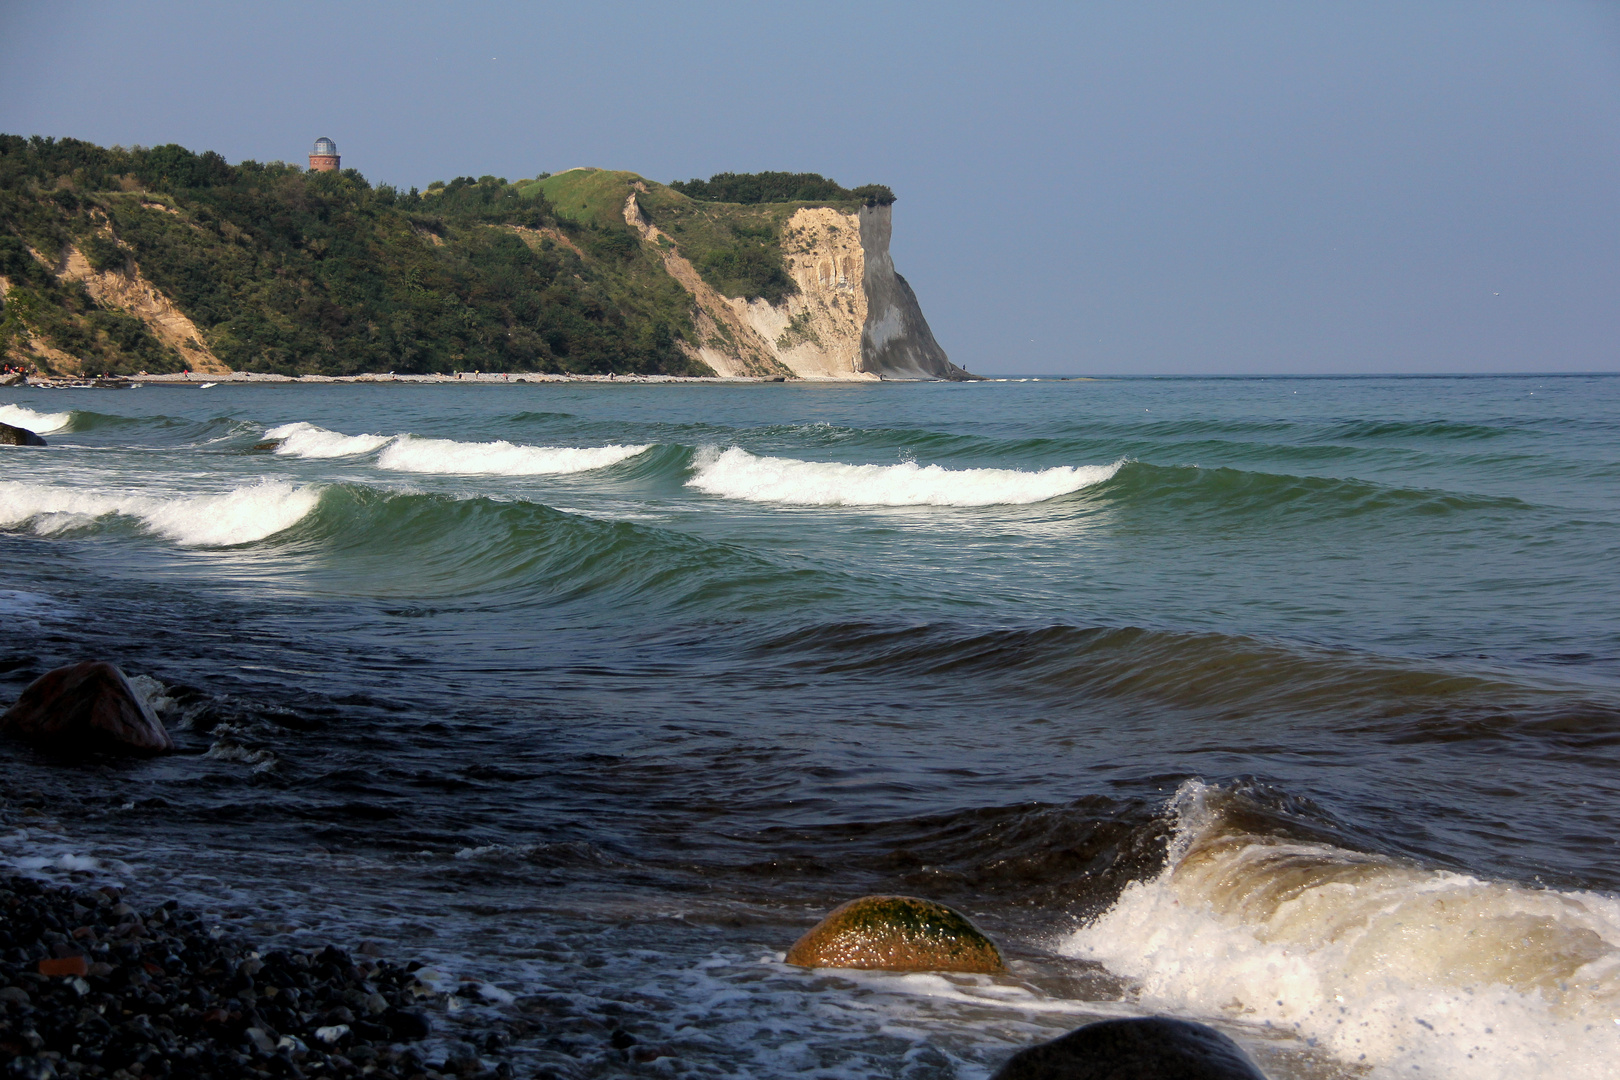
991, 1017, 1268, 1080
1, 661, 175, 754
784, 895, 1004, 973
0, 421, 46, 446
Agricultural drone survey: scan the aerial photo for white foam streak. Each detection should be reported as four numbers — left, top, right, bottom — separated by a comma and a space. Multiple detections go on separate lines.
0, 404, 72, 434
0, 480, 319, 546
1060, 781, 1620, 1079
687, 446, 1122, 506
377, 435, 650, 475
265, 421, 392, 458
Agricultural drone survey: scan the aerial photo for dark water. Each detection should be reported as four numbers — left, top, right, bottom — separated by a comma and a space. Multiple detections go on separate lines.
2, 375, 1617, 1079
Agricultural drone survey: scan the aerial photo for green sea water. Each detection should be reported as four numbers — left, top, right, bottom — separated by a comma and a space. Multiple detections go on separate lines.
2, 374, 1617, 1079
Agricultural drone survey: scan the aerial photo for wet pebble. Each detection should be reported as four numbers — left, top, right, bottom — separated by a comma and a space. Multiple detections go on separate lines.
0, 874, 522, 1079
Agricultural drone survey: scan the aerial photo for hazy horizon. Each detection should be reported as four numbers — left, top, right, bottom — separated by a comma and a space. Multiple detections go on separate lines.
3, 1, 1617, 377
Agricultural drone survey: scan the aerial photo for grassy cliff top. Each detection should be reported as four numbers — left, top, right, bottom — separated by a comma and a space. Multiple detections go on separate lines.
520, 169, 886, 305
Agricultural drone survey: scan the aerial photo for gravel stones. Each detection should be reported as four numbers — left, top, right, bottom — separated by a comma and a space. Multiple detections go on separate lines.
0, 875, 450, 1079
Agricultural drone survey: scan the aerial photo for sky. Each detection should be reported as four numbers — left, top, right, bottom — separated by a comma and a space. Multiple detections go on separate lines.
2, 1, 1618, 376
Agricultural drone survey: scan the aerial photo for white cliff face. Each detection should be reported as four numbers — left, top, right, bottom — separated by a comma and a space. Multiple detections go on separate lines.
740, 207, 871, 379
856, 204, 965, 380
629, 193, 968, 381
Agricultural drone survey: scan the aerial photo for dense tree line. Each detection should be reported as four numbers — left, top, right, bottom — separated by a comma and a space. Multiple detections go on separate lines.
669, 171, 895, 207
0, 136, 704, 375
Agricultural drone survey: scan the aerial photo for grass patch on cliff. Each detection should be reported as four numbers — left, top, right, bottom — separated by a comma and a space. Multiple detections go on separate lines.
527, 170, 802, 305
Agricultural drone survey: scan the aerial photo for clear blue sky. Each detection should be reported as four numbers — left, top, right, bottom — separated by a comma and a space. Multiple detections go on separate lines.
3, 1, 1618, 375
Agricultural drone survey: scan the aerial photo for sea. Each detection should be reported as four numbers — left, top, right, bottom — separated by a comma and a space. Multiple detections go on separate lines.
1, 373, 1618, 1080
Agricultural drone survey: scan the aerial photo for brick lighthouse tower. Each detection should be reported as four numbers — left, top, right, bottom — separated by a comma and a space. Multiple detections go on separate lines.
308, 137, 340, 172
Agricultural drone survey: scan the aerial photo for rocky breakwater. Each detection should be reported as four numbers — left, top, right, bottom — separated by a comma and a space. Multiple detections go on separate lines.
0, 422, 46, 447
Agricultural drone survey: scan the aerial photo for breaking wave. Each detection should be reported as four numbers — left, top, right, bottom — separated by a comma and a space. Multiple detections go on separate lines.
0, 480, 320, 546
1061, 781, 1620, 1080
376, 435, 651, 475
264, 421, 392, 458
0, 403, 72, 434
686, 446, 1123, 506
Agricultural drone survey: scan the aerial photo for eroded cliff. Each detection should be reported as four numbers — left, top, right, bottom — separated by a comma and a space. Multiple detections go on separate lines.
553, 168, 971, 380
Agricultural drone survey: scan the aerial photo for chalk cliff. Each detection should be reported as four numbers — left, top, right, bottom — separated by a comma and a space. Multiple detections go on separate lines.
623, 189, 969, 380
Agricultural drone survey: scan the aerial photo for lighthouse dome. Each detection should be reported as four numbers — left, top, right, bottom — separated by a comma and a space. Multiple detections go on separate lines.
312, 137, 337, 156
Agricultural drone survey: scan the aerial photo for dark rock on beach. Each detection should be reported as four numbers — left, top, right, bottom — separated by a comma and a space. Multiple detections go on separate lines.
785, 895, 1005, 973
1, 661, 175, 755
0, 874, 454, 1080
0, 422, 46, 446
991, 1017, 1269, 1080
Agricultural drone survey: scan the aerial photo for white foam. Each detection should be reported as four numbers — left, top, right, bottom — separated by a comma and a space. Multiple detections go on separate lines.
687, 446, 1122, 506
0, 403, 72, 434
264, 421, 393, 458
1059, 781, 1620, 1079
0, 480, 320, 546
0, 589, 60, 617
376, 435, 650, 475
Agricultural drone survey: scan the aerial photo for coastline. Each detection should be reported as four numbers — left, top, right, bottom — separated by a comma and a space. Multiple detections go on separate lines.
12, 371, 910, 389
103, 372, 788, 387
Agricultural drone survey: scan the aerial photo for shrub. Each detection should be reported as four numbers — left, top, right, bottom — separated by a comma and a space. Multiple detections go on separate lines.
670, 172, 895, 206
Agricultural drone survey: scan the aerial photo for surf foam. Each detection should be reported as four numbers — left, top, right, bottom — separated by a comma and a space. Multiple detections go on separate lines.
1060, 781, 1620, 1080
0, 480, 320, 546
687, 446, 1122, 506
376, 436, 650, 475
264, 421, 393, 458
0, 404, 72, 434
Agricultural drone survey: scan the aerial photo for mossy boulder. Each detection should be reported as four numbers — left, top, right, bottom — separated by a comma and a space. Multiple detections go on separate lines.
785, 895, 1004, 974
991, 1017, 1268, 1080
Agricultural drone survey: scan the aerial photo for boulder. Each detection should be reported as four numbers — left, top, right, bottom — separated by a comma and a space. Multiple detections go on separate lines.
785, 895, 1004, 974
1, 661, 175, 754
0, 421, 46, 446
991, 1017, 1268, 1080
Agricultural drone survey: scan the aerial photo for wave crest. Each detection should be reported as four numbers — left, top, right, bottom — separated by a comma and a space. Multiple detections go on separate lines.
0, 404, 72, 434
0, 480, 320, 546
1060, 781, 1620, 1079
376, 435, 651, 475
687, 446, 1122, 506
265, 422, 392, 458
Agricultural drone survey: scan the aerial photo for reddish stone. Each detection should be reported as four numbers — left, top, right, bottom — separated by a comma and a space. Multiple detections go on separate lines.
1, 661, 174, 754
38, 956, 89, 977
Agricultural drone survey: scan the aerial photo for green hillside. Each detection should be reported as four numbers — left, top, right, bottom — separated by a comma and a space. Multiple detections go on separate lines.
0, 137, 900, 377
